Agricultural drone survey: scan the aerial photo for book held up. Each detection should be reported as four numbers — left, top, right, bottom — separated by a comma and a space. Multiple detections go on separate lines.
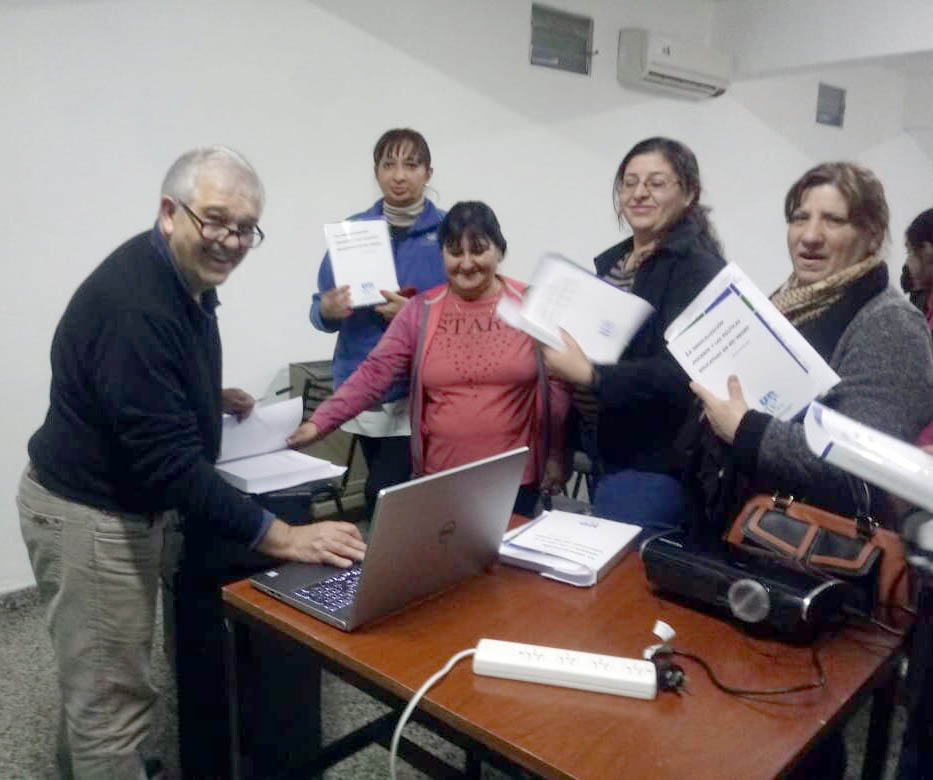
323, 219, 399, 308
496, 253, 654, 364
665, 263, 840, 421
805, 401, 933, 513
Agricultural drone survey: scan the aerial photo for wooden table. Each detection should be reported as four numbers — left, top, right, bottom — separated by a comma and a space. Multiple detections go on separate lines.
222, 550, 901, 779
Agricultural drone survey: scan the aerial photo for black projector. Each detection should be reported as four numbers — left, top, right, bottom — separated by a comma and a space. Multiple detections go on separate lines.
640, 532, 848, 638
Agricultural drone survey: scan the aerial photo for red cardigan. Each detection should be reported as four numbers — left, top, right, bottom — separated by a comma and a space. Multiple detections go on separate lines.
311, 276, 570, 485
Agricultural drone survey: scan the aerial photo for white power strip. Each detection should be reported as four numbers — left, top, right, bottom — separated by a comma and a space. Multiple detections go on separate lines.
473, 638, 657, 699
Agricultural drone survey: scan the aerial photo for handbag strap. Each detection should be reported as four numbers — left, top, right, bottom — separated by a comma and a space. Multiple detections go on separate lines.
844, 475, 876, 539
771, 489, 876, 539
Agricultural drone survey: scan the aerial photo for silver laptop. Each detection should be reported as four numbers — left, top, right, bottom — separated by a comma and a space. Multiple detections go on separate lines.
249, 447, 528, 631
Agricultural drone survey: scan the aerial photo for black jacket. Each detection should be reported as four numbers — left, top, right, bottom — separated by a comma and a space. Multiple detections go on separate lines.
591, 214, 725, 474
29, 229, 265, 545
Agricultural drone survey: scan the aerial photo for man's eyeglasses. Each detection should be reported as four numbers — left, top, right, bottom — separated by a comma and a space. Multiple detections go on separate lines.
179, 202, 265, 248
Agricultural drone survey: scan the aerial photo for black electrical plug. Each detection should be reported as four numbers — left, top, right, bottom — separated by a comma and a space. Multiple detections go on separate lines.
653, 656, 686, 694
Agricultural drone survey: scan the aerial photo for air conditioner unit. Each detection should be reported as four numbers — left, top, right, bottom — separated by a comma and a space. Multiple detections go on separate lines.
617, 28, 731, 99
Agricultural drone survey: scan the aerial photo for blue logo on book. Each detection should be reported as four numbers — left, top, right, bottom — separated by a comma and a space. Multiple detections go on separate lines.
759, 390, 779, 413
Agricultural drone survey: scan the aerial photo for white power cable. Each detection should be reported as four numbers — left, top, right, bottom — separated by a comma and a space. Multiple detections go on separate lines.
388, 647, 476, 779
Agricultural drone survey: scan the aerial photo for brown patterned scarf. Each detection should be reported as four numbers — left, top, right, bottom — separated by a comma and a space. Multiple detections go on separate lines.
770, 254, 883, 326
622, 240, 660, 273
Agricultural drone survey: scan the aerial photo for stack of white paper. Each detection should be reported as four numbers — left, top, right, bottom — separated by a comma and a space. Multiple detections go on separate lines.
804, 401, 933, 513
324, 219, 399, 308
665, 263, 840, 421
496, 253, 654, 364
216, 397, 345, 494
499, 510, 642, 587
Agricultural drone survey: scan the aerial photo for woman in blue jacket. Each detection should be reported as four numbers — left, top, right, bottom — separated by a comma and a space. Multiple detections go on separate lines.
310, 128, 447, 517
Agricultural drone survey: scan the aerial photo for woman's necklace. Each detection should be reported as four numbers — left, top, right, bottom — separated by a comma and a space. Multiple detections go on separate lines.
451, 296, 500, 317
451, 279, 503, 315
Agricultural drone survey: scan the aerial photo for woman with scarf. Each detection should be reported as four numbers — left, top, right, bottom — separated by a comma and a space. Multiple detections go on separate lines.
542, 137, 725, 529
688, 162, 933, 535
310, 128, 447, 519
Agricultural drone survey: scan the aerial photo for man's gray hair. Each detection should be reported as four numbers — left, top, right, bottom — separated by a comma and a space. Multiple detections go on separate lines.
160, 145, 265, 211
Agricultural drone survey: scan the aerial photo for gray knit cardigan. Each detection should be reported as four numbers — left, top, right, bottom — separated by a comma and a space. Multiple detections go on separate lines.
749, 286, 933, 515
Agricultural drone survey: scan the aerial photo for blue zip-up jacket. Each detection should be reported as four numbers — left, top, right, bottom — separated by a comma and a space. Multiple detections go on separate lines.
310, 199, 447, 401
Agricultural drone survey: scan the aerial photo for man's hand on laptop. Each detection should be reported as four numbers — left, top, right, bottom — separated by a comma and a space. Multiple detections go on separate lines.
258, 518, 366, 566
287, 420, 320, 448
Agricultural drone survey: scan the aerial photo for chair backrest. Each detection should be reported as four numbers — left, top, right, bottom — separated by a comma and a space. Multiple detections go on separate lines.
299, 361, 335, 417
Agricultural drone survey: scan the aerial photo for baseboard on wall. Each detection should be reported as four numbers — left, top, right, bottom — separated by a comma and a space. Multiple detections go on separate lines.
310, 488, 366, 519
0, 585, 39, 611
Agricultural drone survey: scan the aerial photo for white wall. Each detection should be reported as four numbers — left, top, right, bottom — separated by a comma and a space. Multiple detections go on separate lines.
2, 0, 931, 593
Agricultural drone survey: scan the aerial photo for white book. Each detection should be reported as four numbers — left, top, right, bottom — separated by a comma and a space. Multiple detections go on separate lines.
216, 397, 345, 494
496, 253, 654, 364
804, 401, 933, 513
323, 219, 399, 308
499, 510, 642, 587
664, 263, 840, 421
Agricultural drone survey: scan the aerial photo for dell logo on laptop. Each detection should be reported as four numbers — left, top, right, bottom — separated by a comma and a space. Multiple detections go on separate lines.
438, 520, 456, 544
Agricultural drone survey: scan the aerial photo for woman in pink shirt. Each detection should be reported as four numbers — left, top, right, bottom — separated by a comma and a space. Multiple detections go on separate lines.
290, 201, 570, 516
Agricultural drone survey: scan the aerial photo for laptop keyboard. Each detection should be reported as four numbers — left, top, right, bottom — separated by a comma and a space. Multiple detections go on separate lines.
292, 565, 362, 614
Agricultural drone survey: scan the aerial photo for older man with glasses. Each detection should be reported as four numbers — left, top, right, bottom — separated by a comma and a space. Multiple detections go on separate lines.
18, 146, 366, 779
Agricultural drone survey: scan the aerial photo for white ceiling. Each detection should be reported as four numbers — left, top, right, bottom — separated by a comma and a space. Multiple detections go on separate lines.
711, 0, 933, 80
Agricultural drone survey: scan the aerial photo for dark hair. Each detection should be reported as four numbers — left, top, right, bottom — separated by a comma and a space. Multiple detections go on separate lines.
784, 162, 889, 251
612, 136, 720, 251
372, 128, 431, 168
906, 208, 933, 250
437, 201, 507, 256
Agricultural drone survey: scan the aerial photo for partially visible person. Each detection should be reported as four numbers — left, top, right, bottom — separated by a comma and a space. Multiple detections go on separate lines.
903, 208, 933, 450
542, 137, 725, 530
897, 442, 933, 780
903, 207, 933, 328
292, 201, 570, 515
883, 208, 933, 780
688, 162, 933, 538
18, 146, 365, 779
310, 128, 447, 518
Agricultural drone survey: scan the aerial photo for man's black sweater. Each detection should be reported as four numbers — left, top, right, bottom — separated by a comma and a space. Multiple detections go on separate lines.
29, 229, 264, 545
